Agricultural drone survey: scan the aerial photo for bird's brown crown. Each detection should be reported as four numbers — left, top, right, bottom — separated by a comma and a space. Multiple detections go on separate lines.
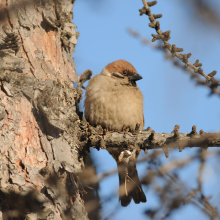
105, 59, 137, 75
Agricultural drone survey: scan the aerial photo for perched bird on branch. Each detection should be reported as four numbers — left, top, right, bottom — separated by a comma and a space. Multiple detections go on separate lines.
84, 59, 146, 206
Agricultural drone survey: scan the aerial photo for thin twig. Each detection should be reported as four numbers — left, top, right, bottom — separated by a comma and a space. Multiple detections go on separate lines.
140, 0, 220, 96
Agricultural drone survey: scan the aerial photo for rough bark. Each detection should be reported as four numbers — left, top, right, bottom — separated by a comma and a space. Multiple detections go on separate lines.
0, 0, 88, 219
82, 124, 220, 151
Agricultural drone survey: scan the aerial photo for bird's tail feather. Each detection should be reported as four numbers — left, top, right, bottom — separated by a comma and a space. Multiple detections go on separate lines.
117, 160, 146, 207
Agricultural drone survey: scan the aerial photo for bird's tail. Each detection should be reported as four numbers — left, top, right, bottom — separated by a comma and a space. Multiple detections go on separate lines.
117, 159, 146, 207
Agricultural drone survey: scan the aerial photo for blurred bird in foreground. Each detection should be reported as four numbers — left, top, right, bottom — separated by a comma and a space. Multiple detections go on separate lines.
84, 59, 146, 206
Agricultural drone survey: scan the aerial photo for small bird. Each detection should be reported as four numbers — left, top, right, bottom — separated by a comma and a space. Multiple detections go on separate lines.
84, 59, 146, 206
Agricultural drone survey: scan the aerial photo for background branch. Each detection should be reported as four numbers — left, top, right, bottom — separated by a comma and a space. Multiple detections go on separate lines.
140, 0, 220, 96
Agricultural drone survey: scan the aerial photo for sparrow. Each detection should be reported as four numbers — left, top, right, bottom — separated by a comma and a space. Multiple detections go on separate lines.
84, 59, 146, 206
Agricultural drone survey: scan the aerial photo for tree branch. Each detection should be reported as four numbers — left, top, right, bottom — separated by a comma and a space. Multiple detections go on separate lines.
80, 122, 220, 157
140, 0, 220, 96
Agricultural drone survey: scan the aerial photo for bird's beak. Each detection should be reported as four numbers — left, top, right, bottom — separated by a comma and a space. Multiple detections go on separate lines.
129, 73, 143, 81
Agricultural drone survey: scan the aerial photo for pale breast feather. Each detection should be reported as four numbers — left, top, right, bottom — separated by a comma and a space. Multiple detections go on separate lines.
85, 75, 144, 131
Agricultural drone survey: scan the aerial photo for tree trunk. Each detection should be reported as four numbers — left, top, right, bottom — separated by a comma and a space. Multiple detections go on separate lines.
0, 0, 88, 219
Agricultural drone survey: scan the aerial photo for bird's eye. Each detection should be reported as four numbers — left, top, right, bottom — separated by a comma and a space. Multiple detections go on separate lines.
123, 71, 128, 75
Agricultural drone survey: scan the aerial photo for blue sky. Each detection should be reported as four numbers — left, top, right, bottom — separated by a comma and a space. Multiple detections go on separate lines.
73, 0, 220, 219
